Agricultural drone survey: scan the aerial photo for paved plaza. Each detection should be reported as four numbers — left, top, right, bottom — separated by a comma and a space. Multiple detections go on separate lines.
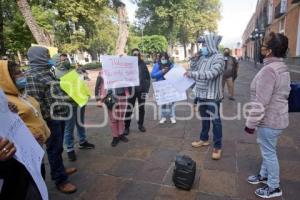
47, 61, 300, 200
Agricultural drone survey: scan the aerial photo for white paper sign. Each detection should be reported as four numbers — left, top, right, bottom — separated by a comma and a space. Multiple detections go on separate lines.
100, 55, 139, 89
152, 80, 187, 105
164, 65, 195, 92
0, 90, 48, 200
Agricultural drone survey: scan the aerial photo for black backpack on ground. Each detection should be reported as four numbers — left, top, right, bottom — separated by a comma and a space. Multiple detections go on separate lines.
172, 155, 196, 191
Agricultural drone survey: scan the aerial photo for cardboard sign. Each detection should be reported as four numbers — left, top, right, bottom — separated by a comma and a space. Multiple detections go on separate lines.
60, 70, 91, 107
0, 90, 48, 200
100, 55, 139, 89
152, 80, 187, 105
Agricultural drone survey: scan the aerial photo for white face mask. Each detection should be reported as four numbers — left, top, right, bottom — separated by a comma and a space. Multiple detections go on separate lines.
161, 59, 168, 64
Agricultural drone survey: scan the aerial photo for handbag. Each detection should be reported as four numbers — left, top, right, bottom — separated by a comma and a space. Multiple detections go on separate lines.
288, 81, 300, 112
103, 90, 117, 110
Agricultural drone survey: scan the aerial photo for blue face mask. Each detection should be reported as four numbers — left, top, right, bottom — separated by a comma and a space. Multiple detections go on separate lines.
201, 47, 209, 57
15, 77, 27, 89
48, 59, 55, 66
161, 59, 168, 65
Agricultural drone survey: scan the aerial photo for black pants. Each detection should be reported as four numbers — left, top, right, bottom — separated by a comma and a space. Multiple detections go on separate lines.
125, 92, 146, 129
46, 120, 68, 186
0, 159, 42, 200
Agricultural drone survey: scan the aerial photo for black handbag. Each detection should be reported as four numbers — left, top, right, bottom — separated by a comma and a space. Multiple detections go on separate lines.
103, 90, 117, 110
288, 81, 300, 112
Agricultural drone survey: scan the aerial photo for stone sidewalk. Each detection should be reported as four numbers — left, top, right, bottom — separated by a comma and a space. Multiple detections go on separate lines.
47, 61, 300, 200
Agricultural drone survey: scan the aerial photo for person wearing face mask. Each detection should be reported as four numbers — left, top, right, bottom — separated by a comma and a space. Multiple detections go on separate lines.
0, 61, 51, 199
25, 46, 77, 194
123, 48, 151, 135
245, 32, 290, 199
0, 60, 50, 146
185, 34, 225, 160
151, 52, 176, 124
222, 48, 239, 101
56, 53, 95, 162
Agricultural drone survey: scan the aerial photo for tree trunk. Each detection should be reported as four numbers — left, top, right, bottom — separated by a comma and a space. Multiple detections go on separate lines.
115, 4, 129, 55
17, 51, 22, 64
191, 43, 195, 55
16, 0, 51, 46
183, 43, 187, 59
0, 0, 5, 56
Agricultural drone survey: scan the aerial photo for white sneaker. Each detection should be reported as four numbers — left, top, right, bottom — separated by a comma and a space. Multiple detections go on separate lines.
159, 118, 167, 124
170, 118, 176, 124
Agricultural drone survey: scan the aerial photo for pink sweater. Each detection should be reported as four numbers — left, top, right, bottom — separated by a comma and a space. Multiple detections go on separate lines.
246, 57, 291, 130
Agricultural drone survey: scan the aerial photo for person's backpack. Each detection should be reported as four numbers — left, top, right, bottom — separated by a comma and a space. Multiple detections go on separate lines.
288, 81, 300, 112
172, 155, 196, 191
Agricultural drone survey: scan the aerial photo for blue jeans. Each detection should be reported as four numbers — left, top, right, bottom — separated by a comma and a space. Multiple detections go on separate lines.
198, 100, 222, 149
257, 127, 283, 189
160, 103, 175, 119
64, 106, 87, 152
46, 120, 68, 186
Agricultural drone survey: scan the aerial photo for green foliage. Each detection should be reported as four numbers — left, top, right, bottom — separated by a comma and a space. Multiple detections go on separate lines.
82, 62, 102, 69
3, 2, 34, 55
138, 35, 168, 55
135, 0, 222, 46
127, 35, 142, 53
1, 0, 118, 59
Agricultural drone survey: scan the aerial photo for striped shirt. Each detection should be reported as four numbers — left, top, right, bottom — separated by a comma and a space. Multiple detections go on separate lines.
189, 34, 225, 100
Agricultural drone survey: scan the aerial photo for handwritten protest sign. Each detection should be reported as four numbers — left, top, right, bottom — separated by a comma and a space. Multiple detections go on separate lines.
164, 65, 195, 92
152, 80, 187, 105
60, 70, 91, 107
0, 90, 48, 200
100, 55, 139, 89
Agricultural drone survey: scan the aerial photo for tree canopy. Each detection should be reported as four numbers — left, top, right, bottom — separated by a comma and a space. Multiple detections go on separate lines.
1, 0, 118, 59
1, 0, 222, 60
135, 0, 221, 55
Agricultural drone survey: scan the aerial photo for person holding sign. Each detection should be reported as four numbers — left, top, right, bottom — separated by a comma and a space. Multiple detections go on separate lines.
0, 99, 41, 200
54, 53, 95, 162
26, 46, 77, 194
0, 60, 50, 146
124, 48, 151, 135
185, 33, 225, 160
0, 60, 51, 179
151, 52, 176, 124
95, 72, 129, 147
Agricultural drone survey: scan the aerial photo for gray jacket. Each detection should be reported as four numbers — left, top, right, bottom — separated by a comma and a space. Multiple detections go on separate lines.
246, 57, 291, 129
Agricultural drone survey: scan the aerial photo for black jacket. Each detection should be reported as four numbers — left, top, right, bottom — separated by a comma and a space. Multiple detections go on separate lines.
133, 60, 151, 93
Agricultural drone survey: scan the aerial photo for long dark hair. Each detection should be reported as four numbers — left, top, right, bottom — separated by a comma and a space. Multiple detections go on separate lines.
265, 32, 289, 58
131, 48, 142, 61
158, 52, 172, 69
7, 61, 19, 84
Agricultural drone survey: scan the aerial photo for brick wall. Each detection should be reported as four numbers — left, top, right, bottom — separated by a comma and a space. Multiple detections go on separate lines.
285, 6, 299, 56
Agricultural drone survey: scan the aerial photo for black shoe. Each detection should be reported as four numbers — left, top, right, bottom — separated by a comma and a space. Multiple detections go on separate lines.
229, 97, 235, 101
79, 141, 95, 149
138, 125, 146, 132
67, 151, 77, 162
111, 137, 120, 147
119, 135, 129, 143
123, 128, 130, 136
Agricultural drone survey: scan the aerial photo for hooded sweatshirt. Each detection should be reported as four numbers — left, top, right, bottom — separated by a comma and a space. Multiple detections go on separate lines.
188, 34, 225, 100
0, 60, 50, 143
26, 46, 69, 121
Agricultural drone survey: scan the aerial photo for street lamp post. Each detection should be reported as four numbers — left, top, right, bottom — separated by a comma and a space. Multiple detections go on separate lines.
250, 28, 264, 68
